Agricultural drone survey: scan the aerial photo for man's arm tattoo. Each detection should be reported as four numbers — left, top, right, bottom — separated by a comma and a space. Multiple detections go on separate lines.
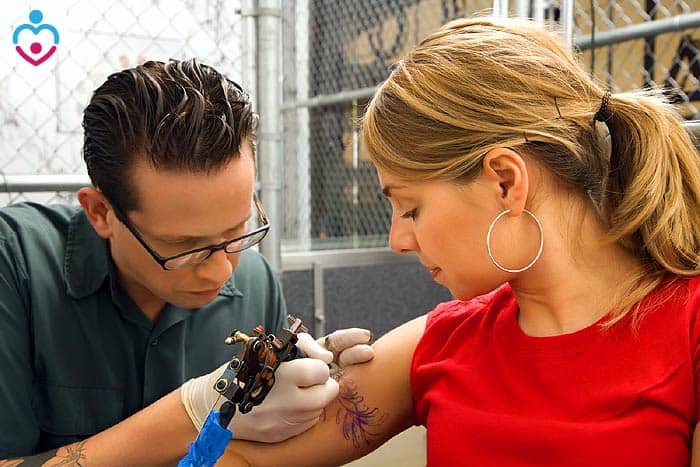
332, 372, 386, 448
0, 441, 87, 467
49, 441, 87, 466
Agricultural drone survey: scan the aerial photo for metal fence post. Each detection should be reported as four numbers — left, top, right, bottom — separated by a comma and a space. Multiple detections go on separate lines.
560, 0, 575, 47
514, 0, 530, 18
241, 0, 258, 108
295, 0, 312, 253
312, 261, 325, 337
256, 0, 284, 274
493, 0, 510, 18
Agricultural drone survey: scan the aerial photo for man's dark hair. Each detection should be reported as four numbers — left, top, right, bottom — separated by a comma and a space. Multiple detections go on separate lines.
82, 58, 258, 212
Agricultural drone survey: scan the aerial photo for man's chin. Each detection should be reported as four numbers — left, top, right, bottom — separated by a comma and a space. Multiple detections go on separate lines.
174, 290, 221, 309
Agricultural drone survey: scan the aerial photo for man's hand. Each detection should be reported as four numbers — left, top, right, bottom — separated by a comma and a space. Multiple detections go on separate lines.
296, 328, 374, 369
181, 357, 337, 442
180, 327, 374, 443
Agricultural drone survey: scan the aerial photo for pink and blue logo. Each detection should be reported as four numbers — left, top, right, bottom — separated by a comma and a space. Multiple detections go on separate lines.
12, 9, 59, 66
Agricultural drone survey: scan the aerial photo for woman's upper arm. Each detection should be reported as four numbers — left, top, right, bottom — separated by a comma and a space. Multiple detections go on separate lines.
221, 314, 428, 467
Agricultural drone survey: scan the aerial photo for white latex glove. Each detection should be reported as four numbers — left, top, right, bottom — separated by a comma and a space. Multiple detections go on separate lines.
181, 357, 338, 442
296, 328, 374, 370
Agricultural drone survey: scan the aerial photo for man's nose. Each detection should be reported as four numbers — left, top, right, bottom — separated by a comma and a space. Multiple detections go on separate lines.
195, 248, 234, 283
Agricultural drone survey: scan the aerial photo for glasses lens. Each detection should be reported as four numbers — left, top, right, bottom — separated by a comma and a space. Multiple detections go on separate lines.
164, 249, 212, 270
224, 229, 267, 254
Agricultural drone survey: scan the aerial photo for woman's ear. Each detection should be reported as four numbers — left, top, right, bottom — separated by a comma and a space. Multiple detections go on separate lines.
78, 187, 114, 239
481, 148, 529, 216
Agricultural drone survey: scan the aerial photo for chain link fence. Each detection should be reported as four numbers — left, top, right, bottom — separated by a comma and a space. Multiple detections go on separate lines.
573, 0, 699, 118
281, 0, 700, 252
281, 0, 494, 252
0, 0, 698, 254
0, 0, 244, 204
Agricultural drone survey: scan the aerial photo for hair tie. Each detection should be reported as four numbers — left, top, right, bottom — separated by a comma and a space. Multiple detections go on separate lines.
594, 90, 612, 122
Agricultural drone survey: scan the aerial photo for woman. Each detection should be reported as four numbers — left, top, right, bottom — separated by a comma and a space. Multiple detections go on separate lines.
222, 16, 700, 466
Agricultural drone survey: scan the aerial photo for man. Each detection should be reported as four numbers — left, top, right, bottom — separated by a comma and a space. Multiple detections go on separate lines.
0, 59, 372, 465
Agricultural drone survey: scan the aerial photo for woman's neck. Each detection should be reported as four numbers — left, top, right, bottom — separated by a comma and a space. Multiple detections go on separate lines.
511, 201, 643, 337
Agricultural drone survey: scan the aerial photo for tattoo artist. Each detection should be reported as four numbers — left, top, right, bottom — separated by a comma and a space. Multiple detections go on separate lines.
0, 59, 374, 465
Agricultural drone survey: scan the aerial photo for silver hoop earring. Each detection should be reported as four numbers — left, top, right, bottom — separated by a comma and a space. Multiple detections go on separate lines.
486, 209, 544, 273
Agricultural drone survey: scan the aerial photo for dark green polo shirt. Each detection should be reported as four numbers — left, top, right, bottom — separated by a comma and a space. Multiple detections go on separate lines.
0, 203, 286, 457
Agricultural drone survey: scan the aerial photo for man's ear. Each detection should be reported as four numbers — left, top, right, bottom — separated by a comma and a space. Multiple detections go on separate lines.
77, 187, 114, 239
481, 148, 529, 216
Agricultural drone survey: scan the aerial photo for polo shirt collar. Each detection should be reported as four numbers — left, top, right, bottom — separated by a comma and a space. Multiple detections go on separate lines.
65, 209, 110, 299
220, 279, 242, 297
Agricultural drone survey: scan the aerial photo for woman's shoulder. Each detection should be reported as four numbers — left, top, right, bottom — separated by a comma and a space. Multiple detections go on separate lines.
427, 284, 514, 326
640, 276, 700, 339
681, 276, 700, 317
688, 276, 700, 294
656, 276, 700, 313
421, 283, 515, 344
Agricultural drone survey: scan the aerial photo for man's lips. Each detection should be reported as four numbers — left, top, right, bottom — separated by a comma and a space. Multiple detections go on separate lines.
189, 287, 221, 296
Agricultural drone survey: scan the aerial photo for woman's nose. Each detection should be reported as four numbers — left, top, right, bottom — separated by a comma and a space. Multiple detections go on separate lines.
388, 217, 417, 254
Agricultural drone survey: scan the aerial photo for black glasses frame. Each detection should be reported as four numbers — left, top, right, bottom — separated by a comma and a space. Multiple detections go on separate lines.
110, 192, 270, 271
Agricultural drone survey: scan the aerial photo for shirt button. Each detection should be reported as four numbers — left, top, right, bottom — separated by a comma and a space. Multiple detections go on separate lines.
150, 339, 159, 346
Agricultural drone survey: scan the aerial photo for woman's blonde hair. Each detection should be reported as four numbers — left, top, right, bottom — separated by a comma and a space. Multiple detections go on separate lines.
362, 16, 700, 323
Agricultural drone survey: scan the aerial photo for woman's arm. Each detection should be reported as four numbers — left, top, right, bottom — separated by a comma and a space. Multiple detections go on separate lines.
220, 314, 428, 467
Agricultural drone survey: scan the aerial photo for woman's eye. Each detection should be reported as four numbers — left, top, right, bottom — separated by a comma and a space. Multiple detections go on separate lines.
401, 209, 417, 220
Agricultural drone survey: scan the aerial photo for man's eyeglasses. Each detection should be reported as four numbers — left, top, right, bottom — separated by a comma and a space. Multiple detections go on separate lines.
110, 192, 270, 271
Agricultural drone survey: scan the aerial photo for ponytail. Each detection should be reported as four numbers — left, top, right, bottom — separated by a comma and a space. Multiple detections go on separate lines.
599, 90, 700, 323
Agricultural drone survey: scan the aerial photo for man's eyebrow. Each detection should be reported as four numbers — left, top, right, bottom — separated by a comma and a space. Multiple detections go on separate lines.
156, 215, 251, 243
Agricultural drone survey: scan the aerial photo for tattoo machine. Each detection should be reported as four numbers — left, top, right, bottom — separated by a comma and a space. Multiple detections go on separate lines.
178, 315, 308, 467
215, 314, 308, 426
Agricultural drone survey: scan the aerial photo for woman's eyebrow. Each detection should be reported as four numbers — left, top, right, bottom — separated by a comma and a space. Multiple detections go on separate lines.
381, 184, 408, 198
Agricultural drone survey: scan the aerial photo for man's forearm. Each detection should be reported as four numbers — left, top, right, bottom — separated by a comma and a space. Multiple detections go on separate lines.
1, 443, 85, 467
1, 447, 65, 466
1, 389, 197, 466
